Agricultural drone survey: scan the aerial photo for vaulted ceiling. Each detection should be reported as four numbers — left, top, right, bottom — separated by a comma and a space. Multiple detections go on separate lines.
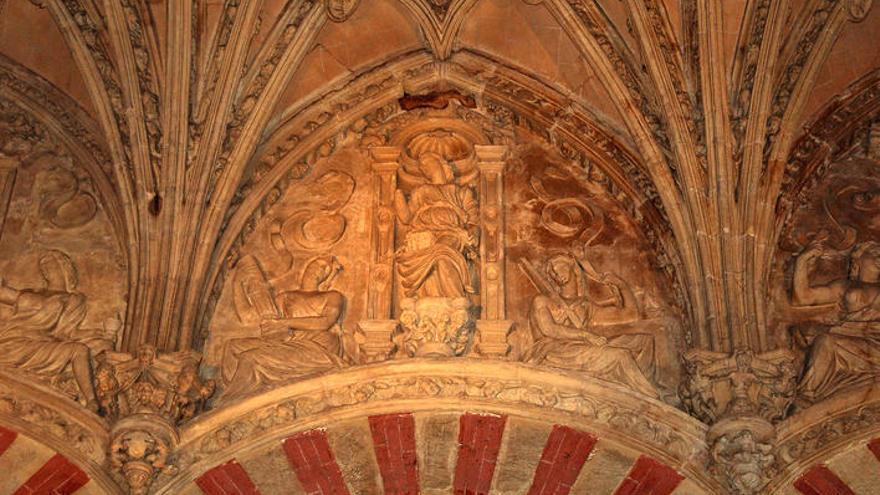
1, 0, 879, 494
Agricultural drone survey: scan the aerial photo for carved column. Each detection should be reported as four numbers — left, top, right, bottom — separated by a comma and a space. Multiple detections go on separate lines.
358, 146, 400, 361
474, 145, 513, 357
680, 348, 797, 494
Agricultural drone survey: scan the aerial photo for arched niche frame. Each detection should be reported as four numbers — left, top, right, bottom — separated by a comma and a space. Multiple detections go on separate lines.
158, 360, 718, 494
195, 49, 693, 352
0, 54, 128, 256
759, 69, 880, 481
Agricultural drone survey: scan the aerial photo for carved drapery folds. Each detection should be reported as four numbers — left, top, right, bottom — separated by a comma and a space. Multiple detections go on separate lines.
4, 0, 880, 491
200, 94, 685, 405
391, 123, 481, 357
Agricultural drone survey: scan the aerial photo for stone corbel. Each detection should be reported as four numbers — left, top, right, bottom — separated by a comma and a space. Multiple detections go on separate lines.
358, 146, 401, 361
99, 346, 215, 494
474, 145, 513, 358
681, 348, 798, 494
109, 416, 178, 495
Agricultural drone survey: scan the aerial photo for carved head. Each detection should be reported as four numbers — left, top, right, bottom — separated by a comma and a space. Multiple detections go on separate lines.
137, 345, 157, 368
546, 254, 584, 297
38, 250, 77, 291
850, 241, 880, 282
300, 256, 342, 291
417, 152, 454, 185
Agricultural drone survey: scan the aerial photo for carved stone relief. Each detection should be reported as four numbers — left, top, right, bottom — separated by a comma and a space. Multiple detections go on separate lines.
505, 142, 683, 398
773, 157, 880, 407
205, 101, 686, 403
0, 99, 125, 407
205, 152, 373, 395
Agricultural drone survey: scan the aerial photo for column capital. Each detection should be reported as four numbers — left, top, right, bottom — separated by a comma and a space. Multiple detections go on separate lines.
370, 145, 402, 164
474, 144, 508, 164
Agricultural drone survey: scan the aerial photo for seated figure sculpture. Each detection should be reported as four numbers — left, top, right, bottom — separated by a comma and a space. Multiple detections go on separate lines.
0, 250, 109, 411
791, 241, 880, 403
523, 253, 658, 398
221, 255, 346, 399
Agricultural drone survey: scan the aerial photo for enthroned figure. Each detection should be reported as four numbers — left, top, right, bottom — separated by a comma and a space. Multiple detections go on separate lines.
0, 250, 109, 411
791, 241, 880, 403
221, 255, 347, 399
394, 152, 479, 299
524, 254, 658, 398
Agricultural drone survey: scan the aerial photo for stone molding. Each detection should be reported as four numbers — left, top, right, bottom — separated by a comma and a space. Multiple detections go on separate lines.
160, 359, 711, 493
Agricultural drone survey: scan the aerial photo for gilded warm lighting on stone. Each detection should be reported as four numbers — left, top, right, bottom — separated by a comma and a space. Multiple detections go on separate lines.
0, 0, 878, 493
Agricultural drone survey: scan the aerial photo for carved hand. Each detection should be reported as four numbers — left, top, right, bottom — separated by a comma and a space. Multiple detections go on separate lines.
259, 320, 291, 340
585, 334, 608, 347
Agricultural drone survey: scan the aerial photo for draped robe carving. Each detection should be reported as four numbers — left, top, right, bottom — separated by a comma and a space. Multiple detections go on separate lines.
523, 254, 658, 398
792, 241, 880, 403
395, 152, 479, 299
0, 250, 110, 409
221, 256, 347, 400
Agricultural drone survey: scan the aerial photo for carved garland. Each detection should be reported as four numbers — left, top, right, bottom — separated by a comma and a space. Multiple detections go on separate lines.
564, 0, 674, 161
764, 0, 841, 158
54, 0, 134, 179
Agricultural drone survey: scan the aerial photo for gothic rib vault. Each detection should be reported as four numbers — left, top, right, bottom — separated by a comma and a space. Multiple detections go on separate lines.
0, 0, 879, 493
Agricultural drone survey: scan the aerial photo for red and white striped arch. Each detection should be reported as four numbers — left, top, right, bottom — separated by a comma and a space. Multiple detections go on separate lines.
179, 412, 705, 495
782, 438, 880, 495
0, 425, 106, 494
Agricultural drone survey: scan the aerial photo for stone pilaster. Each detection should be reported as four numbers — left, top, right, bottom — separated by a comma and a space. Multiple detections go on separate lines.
474, 145, 513, 358
358, 146, 401, 361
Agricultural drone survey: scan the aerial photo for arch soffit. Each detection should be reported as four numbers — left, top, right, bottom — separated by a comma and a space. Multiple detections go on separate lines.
161, 359, 714, 494
198, 48, 691, 341
0, 370, 122, 494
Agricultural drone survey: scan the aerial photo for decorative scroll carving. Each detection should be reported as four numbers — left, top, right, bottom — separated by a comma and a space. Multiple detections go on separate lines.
0, 250, 114, 410
517, 253, 659, 398
35, 164, 97, 228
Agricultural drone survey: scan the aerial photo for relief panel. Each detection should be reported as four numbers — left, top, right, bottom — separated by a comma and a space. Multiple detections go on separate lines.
505, 140, 683, 398
0, 100, 125, 408
206, 106, 686, 402
772, 152, 880, 407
